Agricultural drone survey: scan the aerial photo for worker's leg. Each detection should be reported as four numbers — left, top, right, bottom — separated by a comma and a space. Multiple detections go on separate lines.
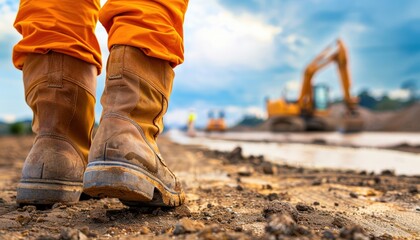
99, 0, 188, 67
13, 0, 102, 71
13, 0, 100, 205
83, 0, 189, 207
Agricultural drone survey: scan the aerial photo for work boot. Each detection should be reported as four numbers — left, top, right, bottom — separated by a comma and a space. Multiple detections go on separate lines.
83, 45, 185, 207
17, 52, 96, 205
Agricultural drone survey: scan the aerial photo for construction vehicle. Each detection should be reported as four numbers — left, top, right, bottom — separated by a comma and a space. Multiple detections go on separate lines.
266, 39, 363, 132
205, 110, 227, 132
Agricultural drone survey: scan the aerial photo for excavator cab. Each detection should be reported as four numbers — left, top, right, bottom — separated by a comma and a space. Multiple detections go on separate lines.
313, 84, 330, 112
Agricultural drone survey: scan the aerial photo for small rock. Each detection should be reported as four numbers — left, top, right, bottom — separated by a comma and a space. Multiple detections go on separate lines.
60, 228, 88, 240
174, 205, 192, 218
349, 192, 358, 199
173, 218, 205, 235
322, 230, 336, 239
90, 208, 109, 223
203, 211, 212, 217
377, 233, 393, 240
16, 213, 31, 225
295, 203, 314, 212
380, 170, 395, 176
22, 205, 37, 213
139, 226, 151, 235
226, 147, 243, 162
238, 166, 253, 176
197, 224, 222, 238
332, 217, 347, 228
267, 193, 279, 201
366, 190, 376, 197
334, 203, 339, 207
152, 208, 165, 216
408, 186, 418, 194
265, 214, 312, 237
262, 162, 276, 175
265, 214, 296, 236
339, 226, 367, 240
262, 201, 298, 221
52, 203, 67, 210
313, 201, 320, 206
236, 185, 244, 191
312, 179, 322, 186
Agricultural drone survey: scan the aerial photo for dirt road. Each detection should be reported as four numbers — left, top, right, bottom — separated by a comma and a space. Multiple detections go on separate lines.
0, 135, 419, 239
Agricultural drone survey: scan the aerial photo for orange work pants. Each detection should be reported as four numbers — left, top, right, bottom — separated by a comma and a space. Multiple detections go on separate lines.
13, 0, 188, 73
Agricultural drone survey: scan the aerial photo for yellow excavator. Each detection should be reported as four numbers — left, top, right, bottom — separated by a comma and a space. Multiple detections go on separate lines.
266, 39, 363, 132
205, 110, 227, 132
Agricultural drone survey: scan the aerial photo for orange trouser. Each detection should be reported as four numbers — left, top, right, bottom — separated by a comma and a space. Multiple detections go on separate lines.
13, 0, 188, 73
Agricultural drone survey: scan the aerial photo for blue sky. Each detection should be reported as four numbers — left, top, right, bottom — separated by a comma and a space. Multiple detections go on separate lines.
0, 0, 419, 127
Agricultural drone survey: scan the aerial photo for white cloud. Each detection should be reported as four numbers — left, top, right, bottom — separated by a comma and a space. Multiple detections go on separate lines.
286, 80, 300, 91
370, 89, 385, 99
184, 0, 282, 70
165, 108, 190, 128
389, 89, 411, 100
0, 1, 19, 41
283, 34, 309, 53
1, 114, 16, 123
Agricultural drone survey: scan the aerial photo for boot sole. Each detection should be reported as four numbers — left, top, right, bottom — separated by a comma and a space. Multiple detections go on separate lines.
16, 179, 83, 206
83, 161, 185, 207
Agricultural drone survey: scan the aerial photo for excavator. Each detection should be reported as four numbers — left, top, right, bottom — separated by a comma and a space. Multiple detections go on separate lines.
205, 110, 227, 132
266, 39, 364, 132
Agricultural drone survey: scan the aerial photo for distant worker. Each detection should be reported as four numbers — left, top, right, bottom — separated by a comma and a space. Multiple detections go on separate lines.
187, 109, 197, 137
13, 0, 189, 207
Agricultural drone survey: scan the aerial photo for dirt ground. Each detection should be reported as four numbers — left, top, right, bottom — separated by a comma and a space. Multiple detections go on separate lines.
0, 135, 419, 239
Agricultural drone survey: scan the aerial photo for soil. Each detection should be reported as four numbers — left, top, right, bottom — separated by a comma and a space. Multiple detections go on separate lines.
235, 102, 420, 132
0, 135, 419, 239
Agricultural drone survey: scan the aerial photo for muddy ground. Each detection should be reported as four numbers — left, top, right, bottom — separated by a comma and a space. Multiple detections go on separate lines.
0, 135, 419, 239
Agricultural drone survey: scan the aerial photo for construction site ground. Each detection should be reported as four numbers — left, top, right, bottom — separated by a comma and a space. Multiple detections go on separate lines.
0, 134, 419, 239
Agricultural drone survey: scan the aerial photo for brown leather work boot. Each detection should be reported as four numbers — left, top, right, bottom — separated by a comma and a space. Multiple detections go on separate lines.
83, 45, 185, 207
17, 52, 96, 205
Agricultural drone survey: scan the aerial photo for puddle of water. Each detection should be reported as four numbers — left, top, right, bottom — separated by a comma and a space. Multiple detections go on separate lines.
197, 131, 420, 148
168, 130, 420, 176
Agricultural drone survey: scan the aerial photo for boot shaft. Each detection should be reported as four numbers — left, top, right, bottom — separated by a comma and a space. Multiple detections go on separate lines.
101, 45, 174, 151
23, 52, 97, 161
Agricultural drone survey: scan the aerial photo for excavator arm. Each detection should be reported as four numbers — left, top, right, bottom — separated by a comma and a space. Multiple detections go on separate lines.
298, 39, 358, 116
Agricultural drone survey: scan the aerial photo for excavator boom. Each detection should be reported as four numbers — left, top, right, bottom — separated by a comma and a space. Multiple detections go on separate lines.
298, 39, 357, 115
